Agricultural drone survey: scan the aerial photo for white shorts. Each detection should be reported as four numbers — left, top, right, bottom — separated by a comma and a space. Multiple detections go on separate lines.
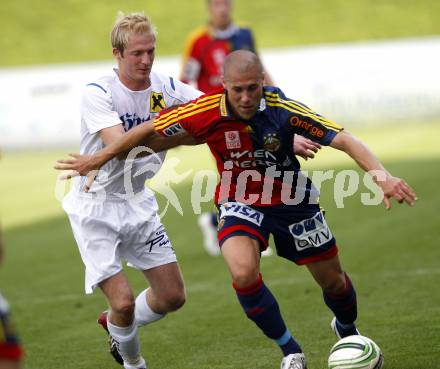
63, 190, 177, 294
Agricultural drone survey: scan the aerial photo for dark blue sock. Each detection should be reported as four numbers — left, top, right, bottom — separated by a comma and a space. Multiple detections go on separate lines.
210, 212, 218, 227
234, 274, 302, 355
323, 272, 357, 327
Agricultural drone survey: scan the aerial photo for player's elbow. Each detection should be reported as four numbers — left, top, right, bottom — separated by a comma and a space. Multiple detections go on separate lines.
331, 131, 357, 152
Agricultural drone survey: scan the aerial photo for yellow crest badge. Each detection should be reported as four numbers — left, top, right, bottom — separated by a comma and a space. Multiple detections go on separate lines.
243, 125, 254, 134
150, 92, 166, 113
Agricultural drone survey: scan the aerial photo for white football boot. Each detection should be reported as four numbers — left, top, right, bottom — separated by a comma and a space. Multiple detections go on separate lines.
123, 356, 147, 369
280, 353, 307, 369
331, 317, 360, 339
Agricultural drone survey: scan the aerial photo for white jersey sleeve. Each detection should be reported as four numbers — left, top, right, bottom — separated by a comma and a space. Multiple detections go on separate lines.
163, 77, 203, 106
81, 83, 122, 134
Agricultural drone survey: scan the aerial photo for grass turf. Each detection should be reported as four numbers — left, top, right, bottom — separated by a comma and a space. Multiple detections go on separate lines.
1, 123, 439, 368
1, 0, 439, 67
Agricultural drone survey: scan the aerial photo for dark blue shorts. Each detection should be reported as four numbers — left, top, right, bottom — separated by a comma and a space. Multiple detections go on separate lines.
217, 201, 338, 265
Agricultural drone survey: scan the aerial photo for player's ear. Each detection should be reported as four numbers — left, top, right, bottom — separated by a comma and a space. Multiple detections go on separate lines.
113, 47, 122, 61
221, 75, 226, 88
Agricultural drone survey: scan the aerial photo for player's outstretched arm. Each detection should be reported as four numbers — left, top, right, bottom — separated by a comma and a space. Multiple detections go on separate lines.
55, 120, 156, 176
55, 121, 199, 182
147, 131, 202, 151
330, 131, 417, 209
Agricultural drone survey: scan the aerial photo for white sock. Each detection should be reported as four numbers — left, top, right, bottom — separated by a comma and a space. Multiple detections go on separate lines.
135, 288, 165, 326
107, 318, 142, 365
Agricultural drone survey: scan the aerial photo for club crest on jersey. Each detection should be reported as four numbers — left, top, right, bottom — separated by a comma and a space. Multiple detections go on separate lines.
243, 125, 254, 134
225, 131, 241, 149
263, 133, 281, 152
150, 92, 166, 113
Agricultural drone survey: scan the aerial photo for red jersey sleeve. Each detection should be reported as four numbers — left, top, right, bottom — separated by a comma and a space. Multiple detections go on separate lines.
153, 92, 224, 139
179, 27, 209, 84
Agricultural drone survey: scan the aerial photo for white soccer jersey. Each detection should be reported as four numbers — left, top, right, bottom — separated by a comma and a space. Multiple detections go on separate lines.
74, 69, 202, 197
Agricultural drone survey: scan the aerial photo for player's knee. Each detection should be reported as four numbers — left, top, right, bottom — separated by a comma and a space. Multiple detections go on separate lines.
111, 296, 136, 317
163, 289, 186, 312
231, 266, 260, 289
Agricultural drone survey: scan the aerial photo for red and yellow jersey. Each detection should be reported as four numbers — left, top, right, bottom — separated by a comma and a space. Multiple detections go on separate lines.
154, 87, 343, 207
180, 24, 256, 93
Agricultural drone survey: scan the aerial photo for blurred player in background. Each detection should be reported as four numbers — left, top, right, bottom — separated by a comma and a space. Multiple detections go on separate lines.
180, 0, 275, 256
61, 12, 203, 369
55, 50, 417, 369
0, 228, 24, 369
180, 0, 273, 92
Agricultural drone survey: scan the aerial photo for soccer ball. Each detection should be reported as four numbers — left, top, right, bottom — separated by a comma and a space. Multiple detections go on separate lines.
328, 335, 384, 369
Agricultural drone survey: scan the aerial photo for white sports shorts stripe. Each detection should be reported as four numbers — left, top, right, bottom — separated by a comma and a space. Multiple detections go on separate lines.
63, 190, 177, 294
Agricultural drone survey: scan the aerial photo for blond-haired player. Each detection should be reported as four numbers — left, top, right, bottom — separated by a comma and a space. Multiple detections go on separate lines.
62, 12, 202, 369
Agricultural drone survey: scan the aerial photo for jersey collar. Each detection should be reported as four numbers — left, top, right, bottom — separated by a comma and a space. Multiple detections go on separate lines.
220, 93, 229, 117
209, 23, 239, 39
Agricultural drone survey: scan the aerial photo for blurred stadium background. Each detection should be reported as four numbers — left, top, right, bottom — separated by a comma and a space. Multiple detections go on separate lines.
1, 1, 439, 368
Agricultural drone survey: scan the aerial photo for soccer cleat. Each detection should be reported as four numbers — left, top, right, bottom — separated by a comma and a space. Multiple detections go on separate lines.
123, 357, 147, 369
197, 212, 221, 256
280, 353, 307, 369
97, 311, 124, 365
331, 316, 360, 339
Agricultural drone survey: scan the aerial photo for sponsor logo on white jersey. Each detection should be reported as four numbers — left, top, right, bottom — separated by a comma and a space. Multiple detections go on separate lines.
150, 92, 166, 113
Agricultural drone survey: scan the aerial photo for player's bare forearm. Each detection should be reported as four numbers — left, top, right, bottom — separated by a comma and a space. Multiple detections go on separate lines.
55, 121, 156, 176
55, 124, 200, 178
330, 131, 388, 176
102, 121, 157, 161
144, 131, 201, 151
118, 131, 201, 159
330, 131, 417, 208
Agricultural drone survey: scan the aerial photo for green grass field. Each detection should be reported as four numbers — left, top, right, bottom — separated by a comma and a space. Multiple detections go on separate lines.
1, 123, 440, 369
1, 0, 439, 67
2, 1, 440, 367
